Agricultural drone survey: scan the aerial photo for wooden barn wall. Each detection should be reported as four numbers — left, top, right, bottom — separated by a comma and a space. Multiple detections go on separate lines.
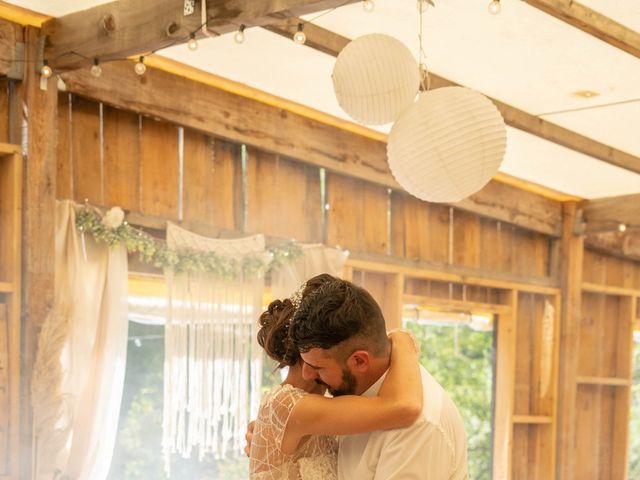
583, 249, 640, 289
55, 93, 553, 282
512, 292, 557, 480
566, 249, 640, 480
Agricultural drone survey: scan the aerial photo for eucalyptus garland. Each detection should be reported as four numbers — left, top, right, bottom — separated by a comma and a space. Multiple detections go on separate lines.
75, 207, 303, 278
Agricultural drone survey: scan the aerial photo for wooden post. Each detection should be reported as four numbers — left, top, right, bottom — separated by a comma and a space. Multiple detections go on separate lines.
19, 26, 57, 479
492, 290, 517, 480
555, 202, 584, 480
610, 295, 636, 479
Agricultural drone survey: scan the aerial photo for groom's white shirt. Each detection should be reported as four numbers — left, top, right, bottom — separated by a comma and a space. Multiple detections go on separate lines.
337, 366, 468, 480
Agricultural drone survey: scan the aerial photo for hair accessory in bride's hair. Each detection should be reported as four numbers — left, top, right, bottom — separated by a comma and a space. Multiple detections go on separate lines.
290, 281, 307, 310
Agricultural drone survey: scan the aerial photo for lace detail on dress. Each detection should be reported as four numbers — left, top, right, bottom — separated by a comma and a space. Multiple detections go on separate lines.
250, 384, 338, 480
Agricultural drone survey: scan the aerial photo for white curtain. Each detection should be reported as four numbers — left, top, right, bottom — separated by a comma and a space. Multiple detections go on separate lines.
270, 243, 349, 299
162, 223, 267, 475
32, 200, 129, 480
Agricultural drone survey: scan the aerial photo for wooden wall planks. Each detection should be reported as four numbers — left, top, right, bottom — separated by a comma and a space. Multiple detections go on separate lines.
55, 94, 558, 285
246, 147, 322, 242
71, 97, 102, 204
139, 117, 179, 220
103, 105, 140, 211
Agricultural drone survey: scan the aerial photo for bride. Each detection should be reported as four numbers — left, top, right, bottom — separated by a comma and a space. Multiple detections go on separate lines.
249, 275, 422, 479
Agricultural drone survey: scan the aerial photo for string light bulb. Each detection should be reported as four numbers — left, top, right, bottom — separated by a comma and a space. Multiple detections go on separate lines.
234, 24, 246, 44
90, 58, 102, 77
488, 0, 501, 14
619, 223, 627, 232
187, 33, 198, 51
134, 56, 146, 75
362, 0, 375, 12
40, 59, 53, 79
293, 23, 306, 45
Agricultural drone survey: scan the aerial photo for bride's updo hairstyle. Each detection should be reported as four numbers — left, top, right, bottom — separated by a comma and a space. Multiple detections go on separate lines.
257, 298, 298, 367
258, 273, 340, 368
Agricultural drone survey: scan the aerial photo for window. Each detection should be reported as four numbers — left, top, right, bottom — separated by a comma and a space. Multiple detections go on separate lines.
108, 276, 278, 479
404, 307, 496, 480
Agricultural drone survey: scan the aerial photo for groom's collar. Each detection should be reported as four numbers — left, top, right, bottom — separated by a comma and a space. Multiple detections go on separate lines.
361, 369, 389, 397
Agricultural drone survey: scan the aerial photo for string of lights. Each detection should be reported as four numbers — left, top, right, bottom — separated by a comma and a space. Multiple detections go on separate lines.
35, 0, 364, 80
36, 0, 504, 81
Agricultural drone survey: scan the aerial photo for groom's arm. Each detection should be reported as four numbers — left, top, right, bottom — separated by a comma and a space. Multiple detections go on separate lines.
372, 422, 457, 480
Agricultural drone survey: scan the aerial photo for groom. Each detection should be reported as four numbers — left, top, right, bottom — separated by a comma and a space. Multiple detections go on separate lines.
289, 276, 469, 479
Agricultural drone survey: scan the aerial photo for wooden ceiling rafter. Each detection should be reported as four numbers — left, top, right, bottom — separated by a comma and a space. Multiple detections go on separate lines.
579, 193, 640, 233
265, 18, 640, 176
585, 230, 640, 262
523, 0, 640, 59
41, 0, 361, 71
579, 193, 640, 260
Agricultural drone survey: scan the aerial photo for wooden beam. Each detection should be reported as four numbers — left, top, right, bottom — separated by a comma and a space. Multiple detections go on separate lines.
454, 179, 562, 237
580, 193, 640, 233
42, 0, 359, 71
0, 2, 50, 27
0, 18, 25, 79
347, 252, 560, 293
492, 290, 517, 480
60, 59, 394, 184
584, 231, 640, 262
267, 19, 640, 175
524, 0, 640, 59
19, 26, 58, 480
60, 60, 562, 236
555, 202, 584, 480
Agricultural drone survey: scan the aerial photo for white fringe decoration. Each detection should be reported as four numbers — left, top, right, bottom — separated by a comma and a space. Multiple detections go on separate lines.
162, 223, 266, 476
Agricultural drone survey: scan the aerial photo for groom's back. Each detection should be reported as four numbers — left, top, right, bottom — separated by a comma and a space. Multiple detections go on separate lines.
337, 365, 468, 480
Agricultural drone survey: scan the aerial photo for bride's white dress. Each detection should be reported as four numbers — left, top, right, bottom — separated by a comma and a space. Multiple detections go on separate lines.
250, 384, 338, 479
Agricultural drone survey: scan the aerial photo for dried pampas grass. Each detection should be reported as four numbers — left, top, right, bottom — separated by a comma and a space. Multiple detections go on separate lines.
32, 300, 74, 474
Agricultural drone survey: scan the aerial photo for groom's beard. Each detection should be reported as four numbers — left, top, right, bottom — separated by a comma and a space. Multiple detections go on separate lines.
317, 367, 357, 397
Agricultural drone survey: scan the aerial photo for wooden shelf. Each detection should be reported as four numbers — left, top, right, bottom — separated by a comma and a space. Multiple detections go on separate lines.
513, 415, 553, 425
576, 376, 632, 387
581, 282, 640, 297
0, 282, 13, 293
403, 294, 511, 314
0, 142, 20, 155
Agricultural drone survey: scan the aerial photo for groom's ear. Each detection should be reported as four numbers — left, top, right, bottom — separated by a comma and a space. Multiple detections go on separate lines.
347, 350, 371, 372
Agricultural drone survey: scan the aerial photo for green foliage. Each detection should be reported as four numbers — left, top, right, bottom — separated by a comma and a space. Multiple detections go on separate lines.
405, 321, 494, 480
76, 207, 303, 279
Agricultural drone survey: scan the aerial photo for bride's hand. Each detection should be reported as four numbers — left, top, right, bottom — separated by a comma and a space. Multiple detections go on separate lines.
244, 420, 255, 457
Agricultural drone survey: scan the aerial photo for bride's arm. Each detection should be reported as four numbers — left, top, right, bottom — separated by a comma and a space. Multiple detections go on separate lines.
284, 331, 423, 443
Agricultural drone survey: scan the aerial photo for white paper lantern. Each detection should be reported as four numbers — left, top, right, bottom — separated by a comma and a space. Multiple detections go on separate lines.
387, 87, 507, 203
332, 34, 419, 125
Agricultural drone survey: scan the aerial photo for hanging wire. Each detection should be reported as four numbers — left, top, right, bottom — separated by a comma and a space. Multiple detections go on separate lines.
417, 3, 431, 92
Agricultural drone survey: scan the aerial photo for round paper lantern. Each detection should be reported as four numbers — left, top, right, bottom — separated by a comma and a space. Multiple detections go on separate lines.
332, 34, 419, 125
387, 87, 507, 203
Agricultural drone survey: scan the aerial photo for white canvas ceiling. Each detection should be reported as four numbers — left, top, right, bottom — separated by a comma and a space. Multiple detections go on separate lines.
6, 0, 640, 199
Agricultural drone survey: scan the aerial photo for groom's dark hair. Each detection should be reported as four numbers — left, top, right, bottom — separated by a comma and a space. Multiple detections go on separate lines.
290, 277, 388, 358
